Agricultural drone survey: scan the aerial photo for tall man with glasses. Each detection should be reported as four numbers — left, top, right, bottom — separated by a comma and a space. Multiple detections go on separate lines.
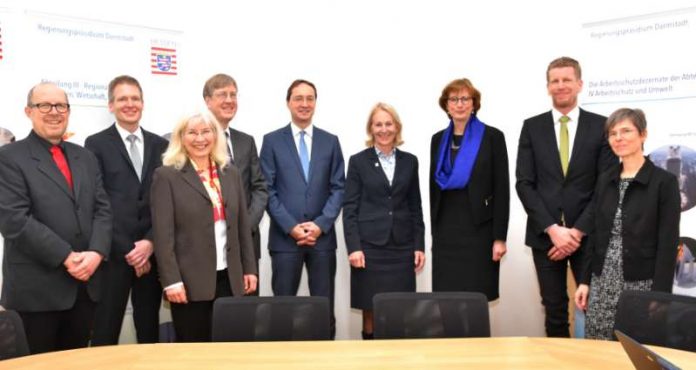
516, 57, 617, 337
260, 79, 344, 338
0, 83, 112, 353
203, 74, 268, 294
85, 75, 168, 345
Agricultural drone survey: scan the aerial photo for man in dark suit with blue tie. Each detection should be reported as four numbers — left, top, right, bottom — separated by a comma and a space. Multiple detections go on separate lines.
260, 80, 345, 337
0, 83, 112, 353
85, 76, 169, 345
516, 57, 617, 337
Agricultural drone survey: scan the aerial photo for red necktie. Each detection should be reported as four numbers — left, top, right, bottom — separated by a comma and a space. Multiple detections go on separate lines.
50, 145, 73, 189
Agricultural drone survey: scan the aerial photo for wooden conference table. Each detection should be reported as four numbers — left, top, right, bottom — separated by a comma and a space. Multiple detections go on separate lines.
2, 337, 695, 370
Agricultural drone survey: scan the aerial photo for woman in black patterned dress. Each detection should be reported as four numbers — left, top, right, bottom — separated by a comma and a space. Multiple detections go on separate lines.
574, 108, 680, 340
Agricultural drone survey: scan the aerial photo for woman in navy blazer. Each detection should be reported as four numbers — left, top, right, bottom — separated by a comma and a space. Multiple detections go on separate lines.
342, 102, 425, 339
574, 108, 680, 340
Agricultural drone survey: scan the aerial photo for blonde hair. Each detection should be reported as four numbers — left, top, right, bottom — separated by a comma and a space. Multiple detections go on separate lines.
365, 102, 404, 148
162, 111, 229, 170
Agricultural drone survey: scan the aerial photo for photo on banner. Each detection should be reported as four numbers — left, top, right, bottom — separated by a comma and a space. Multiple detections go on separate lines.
580, 6, 696, 297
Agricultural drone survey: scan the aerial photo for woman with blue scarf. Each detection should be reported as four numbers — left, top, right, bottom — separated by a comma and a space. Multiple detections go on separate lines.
430, 78, 510, 301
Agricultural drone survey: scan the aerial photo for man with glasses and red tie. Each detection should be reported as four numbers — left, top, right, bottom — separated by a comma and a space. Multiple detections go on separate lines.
516, 57, 617, 338
0, 83, 112, 354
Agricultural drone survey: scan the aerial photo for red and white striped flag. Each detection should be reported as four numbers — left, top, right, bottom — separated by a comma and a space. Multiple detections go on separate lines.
151, 46, 177, 75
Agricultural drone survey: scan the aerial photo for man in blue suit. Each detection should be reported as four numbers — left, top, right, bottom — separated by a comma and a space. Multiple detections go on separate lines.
260, 80, 345, 338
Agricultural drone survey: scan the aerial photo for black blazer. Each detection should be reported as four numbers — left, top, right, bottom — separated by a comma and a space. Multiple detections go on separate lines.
516, 109, 617, 250
579, 158, 680, 292
0, 131, 112, 311
342, 148, 424, 254
430, 124, 510, 241
85, 124, 169, 260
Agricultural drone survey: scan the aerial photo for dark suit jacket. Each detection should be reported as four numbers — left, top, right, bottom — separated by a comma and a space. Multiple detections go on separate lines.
0, 131, 112, 311
579, 158, 680, 292
150, 162, 257, 301
227, 127, 268, 260
430, 124, 510, 241
516, 109, 617, 250
342, 148, 424, 254
85, 124, 168, 260
260, 124, 345, 252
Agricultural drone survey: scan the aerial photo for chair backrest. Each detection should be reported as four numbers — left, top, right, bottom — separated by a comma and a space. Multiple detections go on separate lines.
0, 309, 30, 360
614, 290, 696, 352
373, 292, 490, 339
211, 296, 330, 342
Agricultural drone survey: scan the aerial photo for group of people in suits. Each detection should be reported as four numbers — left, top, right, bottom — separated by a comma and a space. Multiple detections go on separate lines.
0, 55, 680, 354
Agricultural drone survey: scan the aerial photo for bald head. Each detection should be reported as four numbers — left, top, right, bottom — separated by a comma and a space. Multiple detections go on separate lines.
27, 83, 69, 107
25, 83, 71, 144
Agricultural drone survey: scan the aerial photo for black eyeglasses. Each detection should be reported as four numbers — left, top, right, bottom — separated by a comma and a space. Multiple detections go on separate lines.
29, 102, 71, 113
447, 96, 472, 105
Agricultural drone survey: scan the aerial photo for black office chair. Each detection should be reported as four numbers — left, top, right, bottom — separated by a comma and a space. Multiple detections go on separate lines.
211, 296, 331, 341
0, 309, 30, 360
373, 292, 490, 339
614, 290, 696, 352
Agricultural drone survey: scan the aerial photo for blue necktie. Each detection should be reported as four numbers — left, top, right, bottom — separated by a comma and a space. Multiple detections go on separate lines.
299, 130, 310, 181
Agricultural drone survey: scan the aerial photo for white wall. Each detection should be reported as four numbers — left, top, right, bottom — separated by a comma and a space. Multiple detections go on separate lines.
1, 0, 695, 340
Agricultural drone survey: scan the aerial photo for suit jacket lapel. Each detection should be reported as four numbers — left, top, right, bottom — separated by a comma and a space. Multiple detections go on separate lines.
542, 112, 564, 178
141, 130, 156, 184
282, 124, 307, 184
392, 149, 406, 190
229, 128, 244, 168
67, 146, 83, 200
181, 161, 210, 201
307, 129, 320, 183
569, 109, 590, 174
366, 148, 391, 191
217, 166, 236, 223
29, 136, 74, 200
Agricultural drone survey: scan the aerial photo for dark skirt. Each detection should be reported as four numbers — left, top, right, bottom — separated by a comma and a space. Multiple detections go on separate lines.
350, 239, 415, 310
432, 187, 500, 301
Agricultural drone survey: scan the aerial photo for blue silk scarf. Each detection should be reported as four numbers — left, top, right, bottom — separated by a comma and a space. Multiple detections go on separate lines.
434, 116, 485, 190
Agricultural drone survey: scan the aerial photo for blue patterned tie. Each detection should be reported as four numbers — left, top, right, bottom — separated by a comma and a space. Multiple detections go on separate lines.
299, 130, 310, 181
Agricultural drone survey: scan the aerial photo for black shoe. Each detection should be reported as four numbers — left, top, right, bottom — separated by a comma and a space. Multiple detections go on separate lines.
362, 331, 374, 340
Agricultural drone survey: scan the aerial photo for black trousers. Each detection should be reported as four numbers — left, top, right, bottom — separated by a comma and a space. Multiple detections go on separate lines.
19, 285, 95, 354
532, 248, 583, 337
91, 258, 162, 345
170, 269, 232, 342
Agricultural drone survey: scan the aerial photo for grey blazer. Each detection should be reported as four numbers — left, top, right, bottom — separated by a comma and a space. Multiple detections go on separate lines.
151, 161, 257, 301
0, 131, 112, 312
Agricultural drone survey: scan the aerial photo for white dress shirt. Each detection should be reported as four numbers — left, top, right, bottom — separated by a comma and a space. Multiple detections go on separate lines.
375, 146, 396, 186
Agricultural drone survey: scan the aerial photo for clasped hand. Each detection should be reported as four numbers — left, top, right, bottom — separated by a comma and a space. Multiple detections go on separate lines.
64, 251, 103, 281
290, 222, 322, 246
547, 225, 584, 261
